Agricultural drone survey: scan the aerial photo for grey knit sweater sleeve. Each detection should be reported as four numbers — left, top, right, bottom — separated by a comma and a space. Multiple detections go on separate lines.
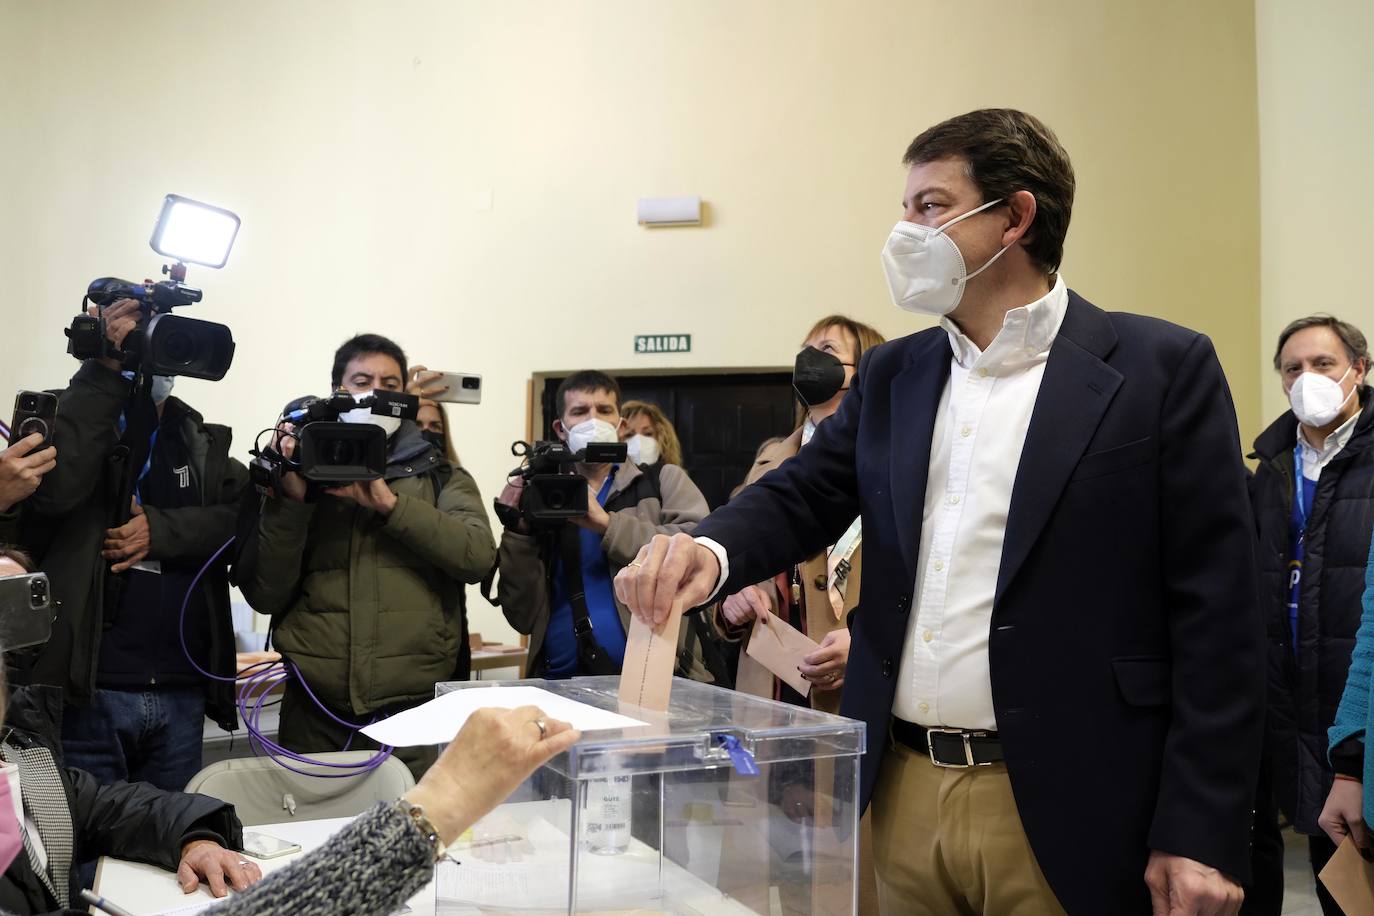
206, 801, 434, 916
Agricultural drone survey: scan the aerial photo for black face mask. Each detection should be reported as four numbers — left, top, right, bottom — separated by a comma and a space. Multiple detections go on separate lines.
420, 430, 445, 450
793, 346, 851, 407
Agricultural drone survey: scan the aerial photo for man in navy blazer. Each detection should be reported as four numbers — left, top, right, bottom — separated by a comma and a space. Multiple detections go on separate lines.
615, 110, 1262, 915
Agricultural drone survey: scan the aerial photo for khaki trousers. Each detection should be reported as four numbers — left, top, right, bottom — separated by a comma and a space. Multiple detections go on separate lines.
871, 741, 1066, 916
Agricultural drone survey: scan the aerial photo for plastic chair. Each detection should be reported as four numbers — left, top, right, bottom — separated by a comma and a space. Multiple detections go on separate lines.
184, 751, 416, 826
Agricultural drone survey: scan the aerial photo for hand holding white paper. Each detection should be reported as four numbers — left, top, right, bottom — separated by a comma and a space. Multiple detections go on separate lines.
361, 686, 647, 748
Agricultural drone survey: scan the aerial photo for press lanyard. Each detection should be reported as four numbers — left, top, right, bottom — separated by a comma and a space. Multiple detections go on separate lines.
1293, 441, 1310, 532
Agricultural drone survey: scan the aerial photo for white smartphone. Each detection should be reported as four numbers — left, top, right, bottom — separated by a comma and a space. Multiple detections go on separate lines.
421, 370, 482, 405
242, 830, 302, 860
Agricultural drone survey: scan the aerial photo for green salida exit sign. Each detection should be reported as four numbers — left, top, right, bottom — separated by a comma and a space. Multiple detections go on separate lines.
634, 334, 691, 354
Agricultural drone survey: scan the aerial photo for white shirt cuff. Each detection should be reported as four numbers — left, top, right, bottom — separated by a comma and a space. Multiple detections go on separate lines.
694, 536, 730, 602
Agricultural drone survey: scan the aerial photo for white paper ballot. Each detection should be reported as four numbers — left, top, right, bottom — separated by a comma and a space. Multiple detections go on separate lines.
360, 685, 648, 747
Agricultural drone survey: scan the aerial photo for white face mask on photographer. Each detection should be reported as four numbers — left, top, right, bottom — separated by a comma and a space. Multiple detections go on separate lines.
565, 418, 620, 456
1288, 366, 1356, 428
881, 197, 1011, 316
150, 375, 175, 404
341, 390, 403, 438
626, 434, 660, 466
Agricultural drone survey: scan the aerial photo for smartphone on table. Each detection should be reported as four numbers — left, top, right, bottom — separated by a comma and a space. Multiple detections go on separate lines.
242, 830, 302, 860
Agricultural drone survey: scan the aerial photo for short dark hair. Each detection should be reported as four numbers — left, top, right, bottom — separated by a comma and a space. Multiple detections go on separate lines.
0, 544, 35, 573
331, 334, 409, 388
903, 109, 1075, 275
1273, 315, 1370, 371
556, 371, 621, 417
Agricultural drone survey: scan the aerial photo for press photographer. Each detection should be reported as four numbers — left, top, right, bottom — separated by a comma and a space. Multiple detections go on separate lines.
19, 297, 249, 793
18, 198, 249, 793
235, 334, 496, 779
494, 370, 716, 681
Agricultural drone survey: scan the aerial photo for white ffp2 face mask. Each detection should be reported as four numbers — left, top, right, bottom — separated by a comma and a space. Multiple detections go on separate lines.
150, 375, 175, 404
626, 434, 660, 466
340, 390, 403, 438
1288, 366, 1356, 428
565, 418, 620, 456
881, 198, 1011, 316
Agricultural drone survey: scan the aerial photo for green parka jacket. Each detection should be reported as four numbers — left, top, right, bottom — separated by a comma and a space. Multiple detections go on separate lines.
235, 424, 496, 715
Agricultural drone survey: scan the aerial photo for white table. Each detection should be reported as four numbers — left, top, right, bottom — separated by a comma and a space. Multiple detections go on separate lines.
93, 815, 435, 915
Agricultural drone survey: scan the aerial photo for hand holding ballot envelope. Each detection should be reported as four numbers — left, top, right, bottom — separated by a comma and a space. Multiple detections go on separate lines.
613, 532, 721, 627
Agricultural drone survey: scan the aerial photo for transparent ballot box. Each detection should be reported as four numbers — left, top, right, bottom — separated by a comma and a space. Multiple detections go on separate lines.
432, 676, 866, 915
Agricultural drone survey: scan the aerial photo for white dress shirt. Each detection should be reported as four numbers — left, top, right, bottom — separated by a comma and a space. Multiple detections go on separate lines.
700, 277, 1069, 731
893, 276, 1069, 729
1297, 409, 1359, 482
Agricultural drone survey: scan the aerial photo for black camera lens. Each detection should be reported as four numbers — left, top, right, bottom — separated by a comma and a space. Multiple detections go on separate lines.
159, 329, 196, 366
545, 489, 569, 510
462, 377, 481, 390
30, 577, 48, 608
322, 438, 361, 466
19, 395, 38, 410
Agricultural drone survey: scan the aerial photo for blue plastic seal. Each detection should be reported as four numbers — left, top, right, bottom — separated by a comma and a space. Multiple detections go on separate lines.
715, 734, 760, 776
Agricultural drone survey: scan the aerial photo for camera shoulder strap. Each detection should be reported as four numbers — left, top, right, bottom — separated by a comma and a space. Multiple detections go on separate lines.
560, 523, 617, 675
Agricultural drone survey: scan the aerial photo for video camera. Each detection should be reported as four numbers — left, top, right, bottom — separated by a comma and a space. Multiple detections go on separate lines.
250, 389, 421, 494
497, 438, 627, 527
65, 195, 239, 381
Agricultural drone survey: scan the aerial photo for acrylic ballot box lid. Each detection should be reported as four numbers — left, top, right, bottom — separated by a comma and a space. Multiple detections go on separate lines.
435, 676, 865, 780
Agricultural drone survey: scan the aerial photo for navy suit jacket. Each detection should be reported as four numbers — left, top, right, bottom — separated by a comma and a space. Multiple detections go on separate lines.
694, 292, 1264, 914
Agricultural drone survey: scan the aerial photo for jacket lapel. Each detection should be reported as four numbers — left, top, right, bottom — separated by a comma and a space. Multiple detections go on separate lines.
889, 332, 953, 584
0, 741, 72, 908
995, 294, 1122, 607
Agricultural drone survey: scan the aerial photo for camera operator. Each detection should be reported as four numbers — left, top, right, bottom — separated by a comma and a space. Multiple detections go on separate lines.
235, 334, 496, 779
18, 298, 250, 793
495, 371, 715, 680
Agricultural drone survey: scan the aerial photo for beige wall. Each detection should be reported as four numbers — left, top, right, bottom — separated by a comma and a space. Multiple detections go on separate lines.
1255, 0, 1374, 426
0, 0, 1260, 642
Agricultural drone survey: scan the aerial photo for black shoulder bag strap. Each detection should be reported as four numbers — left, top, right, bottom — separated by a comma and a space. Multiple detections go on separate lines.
560, 523, 618, 676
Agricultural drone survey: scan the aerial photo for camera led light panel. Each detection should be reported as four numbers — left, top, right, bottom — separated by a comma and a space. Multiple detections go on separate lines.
150, 194, 240, 268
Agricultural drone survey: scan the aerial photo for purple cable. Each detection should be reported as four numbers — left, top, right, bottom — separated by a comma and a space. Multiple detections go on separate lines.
237, 657, 393, 778
180, 536, 394, 776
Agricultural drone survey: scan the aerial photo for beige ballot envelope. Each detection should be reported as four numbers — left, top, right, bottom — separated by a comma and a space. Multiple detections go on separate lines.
619, 600, 684, 711
746, 612, 820, 698
1319, 834, 1374, 914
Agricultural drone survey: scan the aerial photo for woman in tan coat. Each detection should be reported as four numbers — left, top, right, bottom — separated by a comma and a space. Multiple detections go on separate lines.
717, 314, 885, 713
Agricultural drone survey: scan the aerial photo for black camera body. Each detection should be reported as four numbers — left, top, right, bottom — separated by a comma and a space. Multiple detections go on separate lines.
66, 275, 236, 381
250, 390, 420, 496
500, 439, 628, 527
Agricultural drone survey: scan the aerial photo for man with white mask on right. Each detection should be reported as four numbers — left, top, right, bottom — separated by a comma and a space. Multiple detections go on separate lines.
1246, 316, 1372, 916
495, 371, 713, 680
613, 109, 1263, 914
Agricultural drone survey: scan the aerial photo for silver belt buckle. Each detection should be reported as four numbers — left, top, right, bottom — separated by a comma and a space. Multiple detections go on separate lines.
926, 727, 994, 768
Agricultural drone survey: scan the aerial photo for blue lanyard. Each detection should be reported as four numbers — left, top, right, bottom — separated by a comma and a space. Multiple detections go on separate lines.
1293, 441, 1310, 528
